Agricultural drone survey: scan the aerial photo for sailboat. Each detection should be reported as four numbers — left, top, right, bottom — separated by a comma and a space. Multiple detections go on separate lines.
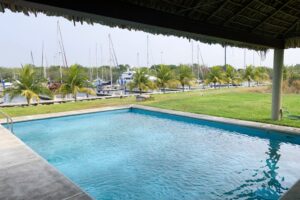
96, 34, 119, 96
39, 43, 52, 100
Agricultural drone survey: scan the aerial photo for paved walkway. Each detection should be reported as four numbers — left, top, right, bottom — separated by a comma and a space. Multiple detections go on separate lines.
0, 125, 92, 200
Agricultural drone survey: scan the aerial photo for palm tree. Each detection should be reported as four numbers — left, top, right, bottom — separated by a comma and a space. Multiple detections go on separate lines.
243, 65, 255, 87
128, 68, 154, 94
6, 64, 52, 105
206, 66, 223, 89
178, 65, 194, 91
156, 65, 173, 93
59, 64, 95, 101
223, 65, 243, 87
224, 65, 236, 88
254, 67, 269, 85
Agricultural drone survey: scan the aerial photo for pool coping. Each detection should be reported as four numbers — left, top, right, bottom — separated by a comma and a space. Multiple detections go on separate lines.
2, 104, 300, 135
0, 105, 131, 123
0, 124, 94, 200
132, 105, 300, 135
1, 104, 300, 199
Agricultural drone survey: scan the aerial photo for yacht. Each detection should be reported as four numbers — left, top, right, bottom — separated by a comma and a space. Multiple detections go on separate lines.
94, 79, 112, 96
118, 70, 136, 86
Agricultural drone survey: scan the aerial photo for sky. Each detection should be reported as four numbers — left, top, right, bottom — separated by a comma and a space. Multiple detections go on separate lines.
1, 10, 300, 69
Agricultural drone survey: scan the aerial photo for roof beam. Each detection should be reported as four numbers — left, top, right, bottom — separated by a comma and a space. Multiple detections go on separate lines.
162, 0, 211, 16
223, 0, 255, 26
187, 0, 208, 17
6, 0, 285, 48
261, 22, 289, 31
284, 19, 299, 36
206, 0, 229, 21
251, 0, 293, 32
256, 1, 299, 20
228, 1, 277, 20
178, 0, 220, 14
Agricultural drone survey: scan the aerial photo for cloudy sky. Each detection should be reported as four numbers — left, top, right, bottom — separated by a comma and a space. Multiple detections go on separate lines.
1, 10, 300, 69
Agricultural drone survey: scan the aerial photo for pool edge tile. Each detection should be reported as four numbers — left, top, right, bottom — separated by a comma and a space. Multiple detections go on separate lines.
1, 105, 131, 123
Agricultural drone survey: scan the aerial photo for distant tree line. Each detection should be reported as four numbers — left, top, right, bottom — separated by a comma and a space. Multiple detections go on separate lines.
1, 63, 299, 105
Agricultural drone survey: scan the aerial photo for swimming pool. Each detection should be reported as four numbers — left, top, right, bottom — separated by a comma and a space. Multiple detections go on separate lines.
11, 108, 300, 200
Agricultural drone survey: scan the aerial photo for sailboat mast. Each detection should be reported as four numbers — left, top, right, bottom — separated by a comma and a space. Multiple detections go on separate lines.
198, 44, 205, 80
109, 34, 118, 67
191, 41, 194, 75
137, 52, 139, 67
252, 50, 255, 66
197, 44, 200, 80
44, 54, 48, 80
147, 35, 149, 68
109, 34, 113, 88
224, 45, 227, 70
59, 52, 63, 83
244, 49, 246, 69
41, 43, 44, 68
57, 21, 68, 68
191, 41, 193, 67
100, 44, 103, 81
41, 42, 47, 79
30, 51, 35, 66
89, 48, 92, 81
96, 44, 99, 79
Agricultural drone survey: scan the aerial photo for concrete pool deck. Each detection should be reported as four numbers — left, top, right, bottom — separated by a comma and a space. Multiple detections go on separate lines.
0, 124, 93, 200
0, 104, 300, 199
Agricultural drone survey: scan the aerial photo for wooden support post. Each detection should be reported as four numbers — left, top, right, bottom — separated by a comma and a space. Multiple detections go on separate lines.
272, 49, 284, 120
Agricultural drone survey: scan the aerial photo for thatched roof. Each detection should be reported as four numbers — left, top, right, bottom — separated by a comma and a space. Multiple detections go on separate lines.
1, 0, 300, 51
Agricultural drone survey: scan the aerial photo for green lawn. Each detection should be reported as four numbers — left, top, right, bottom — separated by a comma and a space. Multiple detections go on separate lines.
143, 88, 300, 128
0, 97, 136, 117
1, 87, 300, 128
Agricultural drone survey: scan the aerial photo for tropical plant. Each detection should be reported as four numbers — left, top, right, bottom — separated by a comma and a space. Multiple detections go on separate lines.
59, 64, 95, 101
291, 80, 300, 93
243, 65, 255, 87
254, 67, 269, 85
177, 65, 194, 91
206, 66, 224, 88
128, 68, 154, 94
224, 65, 237, 87
5, 64, 52, 105
287, 67, 300, 86
156, 65, 173, 93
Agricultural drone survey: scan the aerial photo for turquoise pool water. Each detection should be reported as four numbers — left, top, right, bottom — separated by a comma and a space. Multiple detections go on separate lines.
12, 108, 300, 200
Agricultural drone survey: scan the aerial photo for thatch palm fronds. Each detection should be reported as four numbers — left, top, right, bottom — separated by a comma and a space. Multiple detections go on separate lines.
6, 64, 52, 105
59, 64, 95, 101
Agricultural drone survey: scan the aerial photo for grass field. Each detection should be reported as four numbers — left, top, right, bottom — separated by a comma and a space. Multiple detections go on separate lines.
1, 87, 300, 128
143, 87, 300, 128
